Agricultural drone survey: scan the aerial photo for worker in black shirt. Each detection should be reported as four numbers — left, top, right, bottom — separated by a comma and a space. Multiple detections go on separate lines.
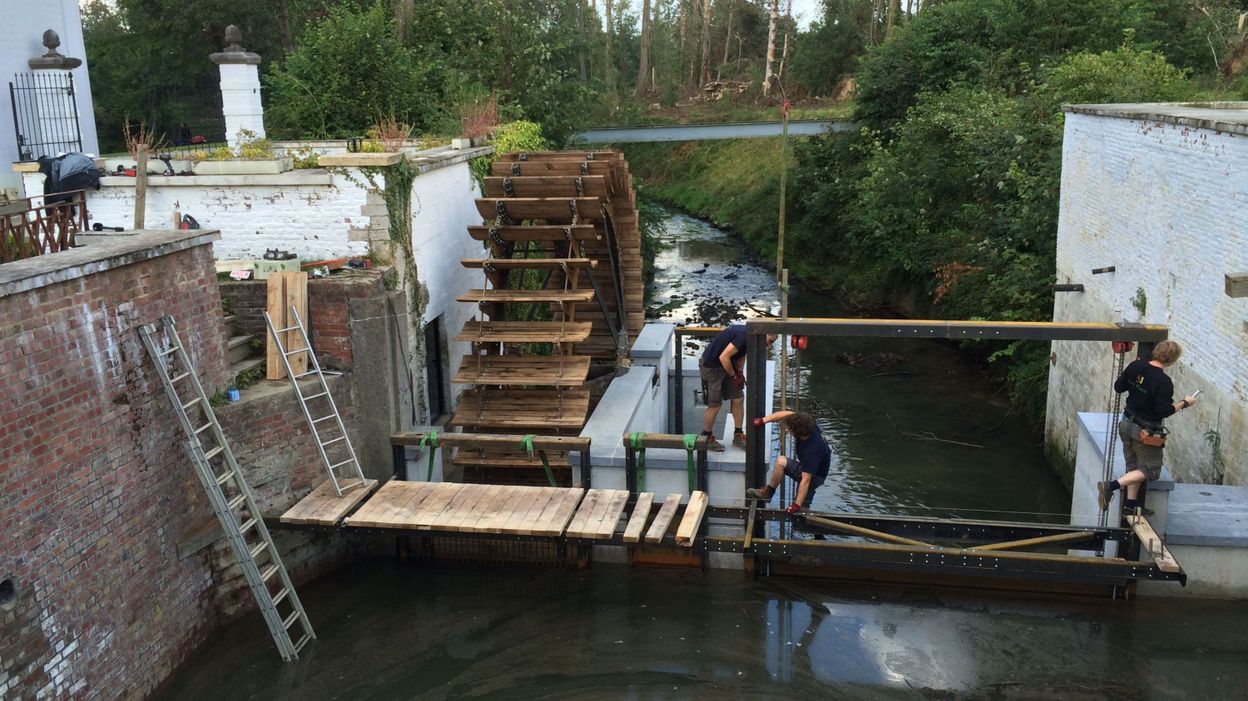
745, 411, 832, 516
698, 326, 776, 451
1098, 340, 1197, 514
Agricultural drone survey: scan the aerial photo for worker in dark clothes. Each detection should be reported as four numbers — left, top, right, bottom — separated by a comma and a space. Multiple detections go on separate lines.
745, 411, 831, 516
1098, 340, 1197, 515
698, 325, 776, 451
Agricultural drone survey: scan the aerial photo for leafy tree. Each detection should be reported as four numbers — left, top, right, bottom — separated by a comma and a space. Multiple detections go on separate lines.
791, 0, 874, 97
265, 3, 442, 138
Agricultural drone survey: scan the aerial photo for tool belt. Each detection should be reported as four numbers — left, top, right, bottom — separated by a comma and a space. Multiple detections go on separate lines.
1124, 411, 1168, 446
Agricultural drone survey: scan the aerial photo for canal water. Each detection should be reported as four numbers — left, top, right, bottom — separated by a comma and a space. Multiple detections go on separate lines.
153, 208, 1248, 699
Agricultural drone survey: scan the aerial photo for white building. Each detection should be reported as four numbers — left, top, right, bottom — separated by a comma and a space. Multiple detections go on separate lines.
1046, 103, 1248, 487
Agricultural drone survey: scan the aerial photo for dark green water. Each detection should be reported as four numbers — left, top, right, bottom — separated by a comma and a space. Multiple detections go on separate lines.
157, 561, 1248, 700
153, 210, 1248, 699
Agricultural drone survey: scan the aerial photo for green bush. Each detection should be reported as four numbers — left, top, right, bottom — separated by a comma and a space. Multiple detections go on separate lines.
469, 120, 548, 185
265, 3, 441, 138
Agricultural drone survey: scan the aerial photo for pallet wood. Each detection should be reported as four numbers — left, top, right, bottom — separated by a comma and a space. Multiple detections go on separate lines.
644, 494, 682, 544
452, 355, 590, 386
280, 478, 378, 526
457, 288, 596, 305
622, 493, 655, 543
467, 225, 601, 243
451, 449, 571, 469
482, 175, 610, 199
489, 161, 616, 179
514, 488, 561, 535
534, 488, 586, 536
450, 389, 589, 431
460, 258, 598, 270
454, 320, 594, 344
583, 489, 630, 540
675, 491, 709, 547
564, 489, 606, 537
476, 197, 606, 223
1127, 515, 1182, 573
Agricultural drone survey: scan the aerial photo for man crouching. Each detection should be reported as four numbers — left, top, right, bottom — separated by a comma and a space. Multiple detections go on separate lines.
745, 411, 831, 517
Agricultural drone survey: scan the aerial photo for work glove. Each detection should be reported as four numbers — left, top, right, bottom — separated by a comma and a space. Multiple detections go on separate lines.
785, 501, 802, 516
732, 374, 746, 389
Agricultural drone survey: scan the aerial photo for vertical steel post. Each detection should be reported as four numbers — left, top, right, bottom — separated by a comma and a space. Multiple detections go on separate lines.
392, 444, 407, 480
674, 329, 684, 434
625, 444, 637, 494
580, 447, 592, 489
696, 447, 709, 493
746, 330, 768, 490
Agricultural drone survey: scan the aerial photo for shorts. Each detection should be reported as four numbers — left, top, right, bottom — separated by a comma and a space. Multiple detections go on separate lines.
699, 365, 742, 407
1119, 417, 1163, 481
783, 458, 827, 508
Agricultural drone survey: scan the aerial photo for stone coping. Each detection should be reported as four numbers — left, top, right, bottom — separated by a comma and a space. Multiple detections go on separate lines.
0, 229, 220, 298
1076, 412, 1175, 490
1065, 102, 1248, 136
632, 322, 675, 359
100, 171, 334, 188
1166, 483, 1248, 547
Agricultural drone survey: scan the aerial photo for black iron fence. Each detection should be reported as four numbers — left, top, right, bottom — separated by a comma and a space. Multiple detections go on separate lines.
9, 72, 83, 162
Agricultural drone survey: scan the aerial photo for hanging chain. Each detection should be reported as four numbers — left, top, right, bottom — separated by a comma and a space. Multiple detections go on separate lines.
1099, 350, 1128, 528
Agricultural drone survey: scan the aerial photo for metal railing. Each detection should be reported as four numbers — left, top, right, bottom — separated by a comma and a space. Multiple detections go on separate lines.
0, 190, 88, 263
9, 72, 83, 162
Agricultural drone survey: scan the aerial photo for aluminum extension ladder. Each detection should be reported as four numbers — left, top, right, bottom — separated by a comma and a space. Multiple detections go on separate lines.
263, 306, 367, 496
139, 316, 315, 661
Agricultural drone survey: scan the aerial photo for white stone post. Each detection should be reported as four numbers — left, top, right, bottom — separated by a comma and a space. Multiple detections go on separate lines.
26, 29, 84, 159
210, 26, 265, 148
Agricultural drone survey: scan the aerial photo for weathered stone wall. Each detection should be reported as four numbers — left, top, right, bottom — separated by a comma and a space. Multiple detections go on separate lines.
1047, 110, 1248, 486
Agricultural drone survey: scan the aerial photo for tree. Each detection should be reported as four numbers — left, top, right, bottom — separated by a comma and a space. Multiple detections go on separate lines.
605, 0, 615, 88
698, 0, 712, 86
763, 0, 779, 93
636, 0, 652, 94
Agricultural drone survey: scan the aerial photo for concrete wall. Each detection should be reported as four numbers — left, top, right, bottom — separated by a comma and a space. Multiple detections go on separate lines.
0, 0, 99, 195
1047, 108, 1248, 486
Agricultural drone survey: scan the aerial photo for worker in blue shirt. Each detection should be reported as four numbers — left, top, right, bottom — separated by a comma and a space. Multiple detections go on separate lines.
745, 411, 831, 516
698, 325, 776, 451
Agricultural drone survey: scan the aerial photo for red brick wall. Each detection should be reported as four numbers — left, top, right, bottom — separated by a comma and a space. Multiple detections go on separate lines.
0, 244, 229, 699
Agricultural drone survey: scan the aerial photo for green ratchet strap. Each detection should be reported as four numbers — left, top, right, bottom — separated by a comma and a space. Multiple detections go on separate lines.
418, 431, 439, 481
683, 433, 698, 493
523, 434, 557, 487
628, 432, 646, 492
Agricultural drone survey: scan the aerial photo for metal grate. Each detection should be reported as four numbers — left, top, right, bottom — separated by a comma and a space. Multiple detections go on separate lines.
9, 72, 83, 162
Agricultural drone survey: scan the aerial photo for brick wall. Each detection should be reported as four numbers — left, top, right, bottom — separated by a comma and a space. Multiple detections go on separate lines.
0, 242, 228, 699
1046, 111, 1248, 486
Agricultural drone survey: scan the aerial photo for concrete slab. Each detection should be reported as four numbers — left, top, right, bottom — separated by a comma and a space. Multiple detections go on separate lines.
1166, 484, 1248, 547
1065, 101, 1248, 137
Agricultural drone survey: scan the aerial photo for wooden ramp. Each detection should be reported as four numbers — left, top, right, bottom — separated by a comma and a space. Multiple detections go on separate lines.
280, 478, 379, 526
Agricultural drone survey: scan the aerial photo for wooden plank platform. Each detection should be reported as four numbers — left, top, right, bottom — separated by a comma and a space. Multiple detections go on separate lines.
482, 175, 610, 199
622, 492, 654, 543
457, 288, 596, 305
279, 478, 379, 526
476, 198, 606, 223
489, 161, 616, 179
451, 355, 591, 386
461, 258, 598, 270
565, 488, 630, 540
343, 482, 585, 536
455, 320, 594, 344
675, 491, 709, 547
467, 224, 602, 243
645, 494, 682, 544
1127, 514, 1182, 573
450, 389, 590, 431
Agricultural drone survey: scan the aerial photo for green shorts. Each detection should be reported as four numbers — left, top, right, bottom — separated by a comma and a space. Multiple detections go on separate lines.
699, 365, 742, 407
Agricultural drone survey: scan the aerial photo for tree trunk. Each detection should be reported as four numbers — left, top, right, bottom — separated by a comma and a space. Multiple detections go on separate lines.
717, 5, 733, 82
578, 0, 588, 81
605, 0, 615, 88
395, 0, 413, 42
635, 0, 652, 94
886, 0, 901, 39
698, 0, 711, 89
763, 0, 779, 95
275, 0, 294, 52
778, 0, 793, 80
871, 0, 884, 44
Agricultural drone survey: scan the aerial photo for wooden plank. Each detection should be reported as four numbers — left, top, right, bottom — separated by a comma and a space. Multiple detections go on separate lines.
481, 175, 610, 199
968, 530, 1095, 552
675, 491, 709, 547
461, 258, 598, 270
1128, 515, 1182, 573
803, 515, 936, 548
564, 489, 605, 538
453, 485, 509, 532
481, 487, 531, 533
284, 272, 308, 375
452, 355, 590, 386
411, 483, 465, 529
450, 390, 589, 431
343, 481, 401, 527
467, 225, 601, 243
499, 487, 549, 534
513, 488, 560, 535
134, 144, 148, 228
303, 478, 379, 525
362, 481, 416, 527
386, 482, 441, 526
475, 197, 606, 223
392, 430, 589, 452
489, 161, 616, 178
644, 494, 682, 544
432, 485, 488, 531
622, 493, 654, 544
265, 274, 287, 380
457, 288, 596, 304
1226, 272, 1248, 298
542, 488, 586, 536
586, 490, 630, 540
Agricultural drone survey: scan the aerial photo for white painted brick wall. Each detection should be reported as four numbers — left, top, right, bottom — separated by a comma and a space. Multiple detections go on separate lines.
1047, 112, 1248, 486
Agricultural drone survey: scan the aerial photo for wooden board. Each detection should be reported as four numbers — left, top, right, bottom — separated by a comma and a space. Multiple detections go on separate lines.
564, 489, 606, 538
460, 258, 598, 270
1226, 272, 1248, 298
265, 274, 286, 380
675, 491, 709, 547
475, 197, 607, 224
482, 175, 610, 199
489, 161, 616, 179
533, 488, 586, 536
514, 488, 560, 535
1128, 514, 1182, 573
284, 272, 308, 375
467, 225, 601, 243
280, 478, 378, 526
644, 494, 682, 544
452, 355, 590, 386
582, 489, 629, 540
622, 493, 654, 544
455, 320, 594, 344
450, 389, 589, 431
457, 288, 596, 304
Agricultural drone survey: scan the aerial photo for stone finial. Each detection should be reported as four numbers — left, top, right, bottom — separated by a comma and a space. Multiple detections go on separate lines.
29, 28, 81, 69
210, 24, 261, 65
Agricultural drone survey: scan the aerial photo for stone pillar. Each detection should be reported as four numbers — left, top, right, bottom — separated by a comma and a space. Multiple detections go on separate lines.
209, 26, 265, 148
25, 29, 84, 159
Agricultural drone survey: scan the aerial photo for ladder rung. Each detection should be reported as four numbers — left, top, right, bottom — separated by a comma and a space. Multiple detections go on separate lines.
181, 397, 202, 410
294, 634, 313, 654
312, 415, 335, 424
320, 436, 345, 447
303, 392, 329, 401
283, 348, 309, 357
159, 345, 182, 356
250, 540, 268, 559
283, 610, 301, 629
271, 588, 290, 606
239, 517, 258, 535
328, 459, 354, 471
227, 494, 246, 511
194, 423, 214, 434
202, 446, 224, 461
275, 325, 300, 333
171, 371, 192, 383
293, 371, 317, 380
215, 470, 237, 486
261, 564, 279, 582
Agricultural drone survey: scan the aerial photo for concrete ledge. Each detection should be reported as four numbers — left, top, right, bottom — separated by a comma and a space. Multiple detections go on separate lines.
632, 323, 674, 360
1166, 484, 1248, 547
100, 171, 334, 188
1065, 102, 1248, 137
0, 229, 221, 298
1076, 412, 1175, 490
318, 153, 404, 167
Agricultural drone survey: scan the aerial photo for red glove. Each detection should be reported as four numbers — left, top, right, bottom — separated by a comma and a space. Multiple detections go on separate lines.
732, 374, 746, 389
785, 502, 802, 516
751, 417, 764, 427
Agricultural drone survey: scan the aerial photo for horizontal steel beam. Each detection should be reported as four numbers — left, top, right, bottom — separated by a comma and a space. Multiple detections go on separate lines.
574, 120, 854, 143
745, 318, 1169, 342
390, 431, 590, 452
